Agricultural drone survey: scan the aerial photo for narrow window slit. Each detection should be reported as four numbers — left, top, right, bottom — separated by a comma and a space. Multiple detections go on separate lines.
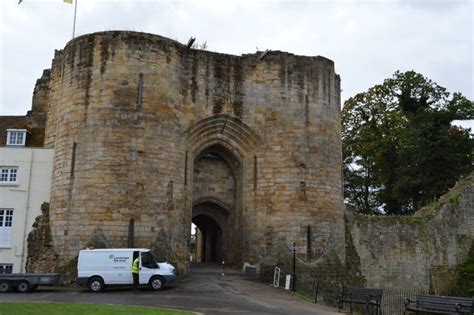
136, 73, 144, 110
254, 156, 258, 190
70, 142, 77, 178
184, 151, 188, 186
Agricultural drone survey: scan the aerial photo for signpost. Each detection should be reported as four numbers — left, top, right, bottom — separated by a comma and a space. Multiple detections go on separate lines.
273, 267, 281, 288
286, 242, 297, 292
285, 274, 291, 290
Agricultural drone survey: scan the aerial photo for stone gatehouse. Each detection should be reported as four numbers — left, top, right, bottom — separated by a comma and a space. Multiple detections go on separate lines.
2, 31, 472, 292
31, 31, 344, 273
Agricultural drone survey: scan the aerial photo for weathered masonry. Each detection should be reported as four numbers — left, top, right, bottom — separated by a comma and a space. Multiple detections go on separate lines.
40, 31, 344, 273
2, 31, 471, 292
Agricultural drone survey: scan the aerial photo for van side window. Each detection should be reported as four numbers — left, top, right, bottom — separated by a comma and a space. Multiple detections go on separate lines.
141, 252, 158, 269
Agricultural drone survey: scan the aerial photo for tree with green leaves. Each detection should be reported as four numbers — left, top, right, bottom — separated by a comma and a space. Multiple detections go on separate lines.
342, 71, 473, 214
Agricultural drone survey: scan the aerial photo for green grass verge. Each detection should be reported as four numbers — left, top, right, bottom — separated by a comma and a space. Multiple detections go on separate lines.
294, 290, 316, 303
0, 302, 194, 315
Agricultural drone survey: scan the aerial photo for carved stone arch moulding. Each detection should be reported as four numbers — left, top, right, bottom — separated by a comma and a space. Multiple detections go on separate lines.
193, 197, 233, 215
186, 114, 263, 159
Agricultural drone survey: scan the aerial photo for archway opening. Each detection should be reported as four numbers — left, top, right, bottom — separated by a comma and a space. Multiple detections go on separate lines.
191, 143, 242, 266
192, 214, 223, 263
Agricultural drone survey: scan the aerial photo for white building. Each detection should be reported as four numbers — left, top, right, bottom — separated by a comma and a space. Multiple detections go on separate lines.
0, 129, 53, 273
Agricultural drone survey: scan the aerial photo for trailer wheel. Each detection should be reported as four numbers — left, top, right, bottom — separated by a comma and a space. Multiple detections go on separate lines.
16, 280, 31, 293
88, 277, 104, 292
149, 276, 165, 291
0, 280, 10, 292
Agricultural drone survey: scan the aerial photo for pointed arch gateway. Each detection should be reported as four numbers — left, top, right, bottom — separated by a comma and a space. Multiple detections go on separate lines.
186, 114, 262, 266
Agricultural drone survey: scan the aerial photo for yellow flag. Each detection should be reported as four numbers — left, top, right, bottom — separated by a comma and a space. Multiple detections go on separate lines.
63, 0, 72, 4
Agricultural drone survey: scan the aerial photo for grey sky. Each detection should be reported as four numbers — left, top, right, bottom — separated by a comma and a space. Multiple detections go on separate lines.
0, 0, 472, 123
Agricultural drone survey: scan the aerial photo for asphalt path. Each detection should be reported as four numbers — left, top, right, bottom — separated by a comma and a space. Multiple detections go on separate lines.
0, 264, 339, 315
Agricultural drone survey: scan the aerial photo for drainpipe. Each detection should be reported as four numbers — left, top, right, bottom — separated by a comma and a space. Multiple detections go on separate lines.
20, 149, 34, 273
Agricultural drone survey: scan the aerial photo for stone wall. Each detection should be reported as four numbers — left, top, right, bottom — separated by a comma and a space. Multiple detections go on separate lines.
30, 69, 51, 115
193, 155, 235, 207
347, 173, 474, 292
42, 31, 344, 274
26, 203, 58, 273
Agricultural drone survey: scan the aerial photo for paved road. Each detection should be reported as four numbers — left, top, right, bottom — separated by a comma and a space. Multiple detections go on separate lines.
0, 264, 339, 315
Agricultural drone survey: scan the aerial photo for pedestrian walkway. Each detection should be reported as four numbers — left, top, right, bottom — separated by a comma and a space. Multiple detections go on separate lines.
187, 262, 339, 314
189, 262, 245, 276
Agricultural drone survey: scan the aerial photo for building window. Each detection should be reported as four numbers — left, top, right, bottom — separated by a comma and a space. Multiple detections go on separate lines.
0, 264, 13, 274
6, 129, 27, 146
0, 209, 13, 247
0, 167, 18, 183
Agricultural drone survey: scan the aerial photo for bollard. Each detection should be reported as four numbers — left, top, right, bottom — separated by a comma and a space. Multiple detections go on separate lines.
221, 260, 225, 276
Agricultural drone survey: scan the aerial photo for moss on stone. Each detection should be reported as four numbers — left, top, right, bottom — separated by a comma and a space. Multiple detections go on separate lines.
447, 194, 460, 208
344, 214, 366, 287
405, 216, 426, 228
258, 232, 366, 307
347, 172, 473, 292
415, 173, 472, 219
55, 256, 79, 281
85, 227, 110, 248
452, 242, 474, 297
26, 202, 59, 273
43, 217, 52, 246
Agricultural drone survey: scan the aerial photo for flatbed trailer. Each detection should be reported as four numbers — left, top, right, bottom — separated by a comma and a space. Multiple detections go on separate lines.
0, 273, 60, 293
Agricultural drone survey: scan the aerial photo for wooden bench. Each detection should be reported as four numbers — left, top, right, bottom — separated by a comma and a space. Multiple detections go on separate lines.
404, 294, 474, 314
338, 287, 383, 315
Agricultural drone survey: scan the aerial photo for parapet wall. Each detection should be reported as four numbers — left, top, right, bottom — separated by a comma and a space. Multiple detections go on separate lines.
347, 173, 474, 292
43, 31, 344, 272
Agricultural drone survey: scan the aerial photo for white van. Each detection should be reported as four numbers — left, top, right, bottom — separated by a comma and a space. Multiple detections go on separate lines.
76, 248, 176, 292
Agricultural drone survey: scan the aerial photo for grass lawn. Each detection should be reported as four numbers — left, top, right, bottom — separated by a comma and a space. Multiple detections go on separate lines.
0, 302, 194, 315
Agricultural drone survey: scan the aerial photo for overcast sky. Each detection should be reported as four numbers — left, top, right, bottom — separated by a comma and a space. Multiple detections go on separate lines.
0, 0, 472, 127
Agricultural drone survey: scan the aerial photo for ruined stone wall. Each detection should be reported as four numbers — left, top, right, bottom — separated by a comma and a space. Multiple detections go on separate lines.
43, 31, 343, 272
30, 69, 51, 115
26, 203, 58, 273
347, 173, 474, 292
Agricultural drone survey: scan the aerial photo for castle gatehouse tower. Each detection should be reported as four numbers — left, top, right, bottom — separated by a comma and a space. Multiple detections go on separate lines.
43, 31, 344, 273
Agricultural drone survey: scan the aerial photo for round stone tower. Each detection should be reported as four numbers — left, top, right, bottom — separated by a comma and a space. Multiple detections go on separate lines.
44, 31, 344, 273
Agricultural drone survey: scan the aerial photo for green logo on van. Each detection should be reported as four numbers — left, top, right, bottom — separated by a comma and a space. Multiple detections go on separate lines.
108, 254, 114, 259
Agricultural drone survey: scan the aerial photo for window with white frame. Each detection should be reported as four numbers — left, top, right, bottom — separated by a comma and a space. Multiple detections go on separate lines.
0, 264, 13, 274
0, 167, 18, 183
0, 209, 13, 247
6, 129, 27, 146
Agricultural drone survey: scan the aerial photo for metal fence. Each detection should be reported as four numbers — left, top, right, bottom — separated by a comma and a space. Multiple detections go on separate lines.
260, 266, 436, 315
304, 281, 427, 315
379, 288, 426, 315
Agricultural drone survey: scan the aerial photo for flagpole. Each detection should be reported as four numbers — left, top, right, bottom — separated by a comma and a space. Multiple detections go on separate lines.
72, 0, 78, 39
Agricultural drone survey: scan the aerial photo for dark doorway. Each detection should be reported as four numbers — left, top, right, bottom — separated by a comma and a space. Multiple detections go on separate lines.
192, 214, 223, 263
191, 143, 242, 266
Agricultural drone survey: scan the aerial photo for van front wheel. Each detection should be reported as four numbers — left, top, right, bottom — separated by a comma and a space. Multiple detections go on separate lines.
149, 276, 165, 291
88, 277, 104, 292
